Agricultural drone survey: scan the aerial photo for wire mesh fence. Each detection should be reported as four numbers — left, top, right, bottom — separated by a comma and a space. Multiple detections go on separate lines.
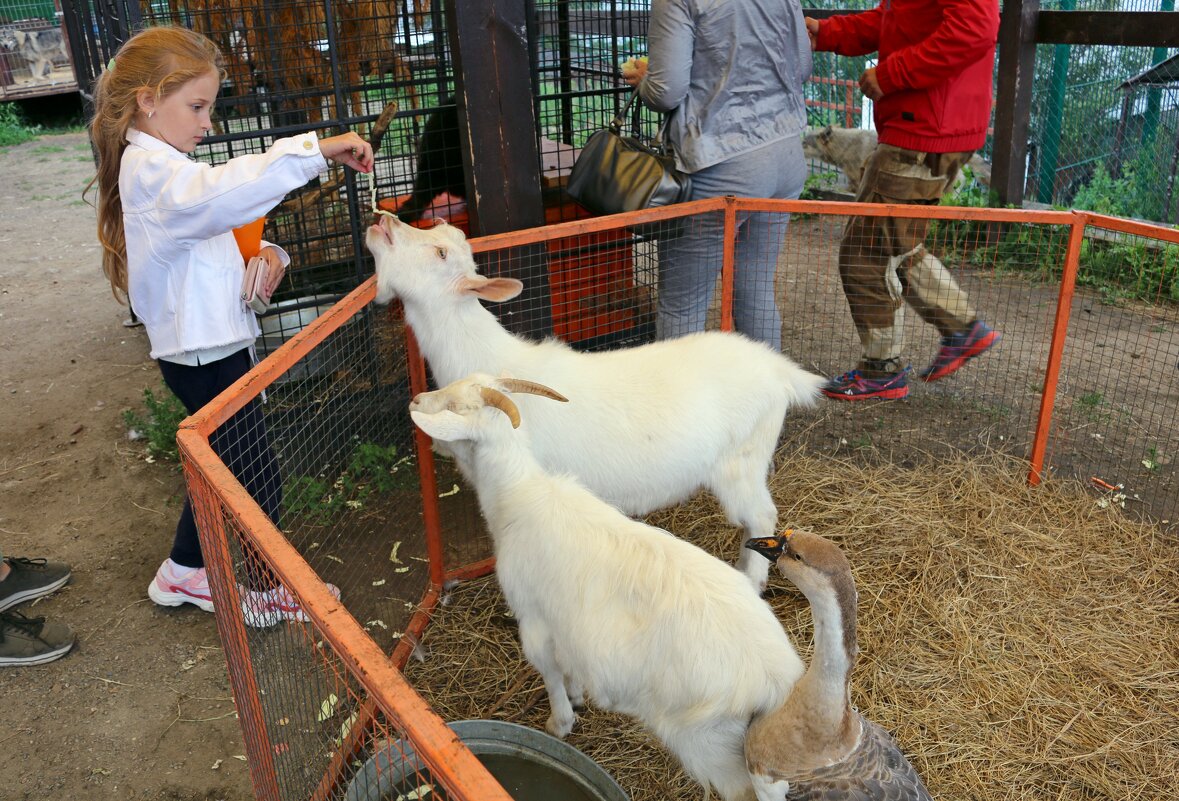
1028, 38, 1179, 224
179, 197, 1178, 800
178, 284, 514, 801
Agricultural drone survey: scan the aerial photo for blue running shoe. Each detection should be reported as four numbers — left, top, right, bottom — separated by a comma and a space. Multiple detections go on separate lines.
919, 320, 1000, 382
821, 366, 911, 401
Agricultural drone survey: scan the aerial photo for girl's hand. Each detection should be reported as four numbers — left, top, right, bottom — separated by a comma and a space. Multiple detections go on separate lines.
319, 132, 374, 173
259, 246, 286, 299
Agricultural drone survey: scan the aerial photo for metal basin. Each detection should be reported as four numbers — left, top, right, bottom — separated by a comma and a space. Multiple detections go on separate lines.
344, 719, 629, 801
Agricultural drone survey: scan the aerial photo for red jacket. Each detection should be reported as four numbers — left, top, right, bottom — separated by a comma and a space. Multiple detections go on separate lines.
816, 0, 1000, 153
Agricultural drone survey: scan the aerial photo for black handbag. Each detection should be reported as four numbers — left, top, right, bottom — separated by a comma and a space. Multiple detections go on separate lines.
566, 89, 693, 217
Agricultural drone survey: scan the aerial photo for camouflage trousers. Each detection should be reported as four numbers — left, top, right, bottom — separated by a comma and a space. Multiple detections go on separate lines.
839, 144, 977, 376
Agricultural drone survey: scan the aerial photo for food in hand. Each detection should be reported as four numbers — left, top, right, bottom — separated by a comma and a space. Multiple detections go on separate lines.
620, 56, 649, 73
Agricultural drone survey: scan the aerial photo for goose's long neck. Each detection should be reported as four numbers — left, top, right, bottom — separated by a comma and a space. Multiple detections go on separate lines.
772, 569, 860, 748
795, 573, 858, 729
747, 565, 862, 771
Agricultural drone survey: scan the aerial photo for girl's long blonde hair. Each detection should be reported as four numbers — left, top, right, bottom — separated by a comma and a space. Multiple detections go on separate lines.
90, 26, 225, 301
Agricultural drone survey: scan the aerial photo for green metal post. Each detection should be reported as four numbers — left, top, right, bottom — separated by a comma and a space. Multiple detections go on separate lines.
1141, 0, 1174, 148
1037, 0, 1074, 204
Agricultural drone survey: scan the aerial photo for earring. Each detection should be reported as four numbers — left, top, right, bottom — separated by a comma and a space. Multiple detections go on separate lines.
147, 111, 154, 119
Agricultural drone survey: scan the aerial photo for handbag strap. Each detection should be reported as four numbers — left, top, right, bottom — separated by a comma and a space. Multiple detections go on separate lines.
608, 88, 642, 132
609, 88, 674, 155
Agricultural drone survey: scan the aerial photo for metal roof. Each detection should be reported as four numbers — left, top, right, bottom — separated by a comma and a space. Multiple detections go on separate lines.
1119, 52, 1179, 89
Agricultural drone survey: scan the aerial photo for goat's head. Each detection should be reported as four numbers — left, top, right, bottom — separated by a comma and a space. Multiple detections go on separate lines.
409, 372, 568, 443
366, 215, 524, 307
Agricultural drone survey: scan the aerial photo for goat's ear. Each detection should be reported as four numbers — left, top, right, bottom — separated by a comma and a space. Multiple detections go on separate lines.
410, 409, 475, 442
458, 275, 524, 302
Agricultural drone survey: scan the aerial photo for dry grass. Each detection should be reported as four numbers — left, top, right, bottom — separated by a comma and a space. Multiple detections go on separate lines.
403, 450, 1179, 801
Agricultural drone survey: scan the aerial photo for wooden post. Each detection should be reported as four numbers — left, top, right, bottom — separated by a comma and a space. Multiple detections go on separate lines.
992, 0, 1039, 208
446, 0, 553, 338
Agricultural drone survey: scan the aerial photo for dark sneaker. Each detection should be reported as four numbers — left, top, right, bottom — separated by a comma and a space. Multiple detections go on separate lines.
918, 320, 1000, 382
0, 557, 72, 612
821, 366, 911, 401
0, 610, 75, 667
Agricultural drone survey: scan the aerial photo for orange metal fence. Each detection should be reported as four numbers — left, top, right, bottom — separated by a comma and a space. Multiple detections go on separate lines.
178, 197, 1179, 800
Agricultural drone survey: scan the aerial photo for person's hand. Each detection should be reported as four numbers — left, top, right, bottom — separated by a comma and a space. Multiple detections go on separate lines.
859, 67, 883, 101
620, 56, 648, 87
319, 132, 374, 173
259, 245, 286, 299
804, 17, 820, 50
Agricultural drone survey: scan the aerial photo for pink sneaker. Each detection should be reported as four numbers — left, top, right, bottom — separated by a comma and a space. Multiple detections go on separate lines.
148, 560, 214, 612
241, 583, 342, 629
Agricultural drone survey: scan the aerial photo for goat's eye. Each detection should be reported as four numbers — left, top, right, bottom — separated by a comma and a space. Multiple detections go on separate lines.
436, 247, 447, 260
792, 552, 803, 561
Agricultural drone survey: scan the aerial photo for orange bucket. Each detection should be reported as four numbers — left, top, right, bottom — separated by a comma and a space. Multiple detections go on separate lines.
232, 217, 267, 261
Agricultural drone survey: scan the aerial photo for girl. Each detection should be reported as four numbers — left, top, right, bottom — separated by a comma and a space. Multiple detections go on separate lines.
91, 26, 373, 626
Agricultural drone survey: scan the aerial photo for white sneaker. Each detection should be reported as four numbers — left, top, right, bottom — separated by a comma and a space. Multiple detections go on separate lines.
240, 583, 341, 629
147, 560, 214, 612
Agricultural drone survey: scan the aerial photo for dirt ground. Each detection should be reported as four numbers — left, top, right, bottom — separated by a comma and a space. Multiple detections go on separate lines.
1, 133, 254, 800
2, 131, 1174, 801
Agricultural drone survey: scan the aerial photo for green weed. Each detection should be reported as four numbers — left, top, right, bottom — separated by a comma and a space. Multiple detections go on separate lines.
1080, 236, 1179, 305
800, 169, 842, 200
1136, 445, 1164, 476
847, 434, 874, 450
0, 101, 84, 146
284, 440, 415, 523
123, 384, 188, 463
0, 103, 42, 147
1073, 391, 1111, 424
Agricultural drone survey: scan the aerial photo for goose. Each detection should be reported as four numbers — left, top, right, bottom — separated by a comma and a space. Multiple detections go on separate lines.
743, 529, 934, 801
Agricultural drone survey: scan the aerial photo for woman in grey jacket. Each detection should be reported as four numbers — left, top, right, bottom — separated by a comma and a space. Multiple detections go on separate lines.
623, 0, 812, 350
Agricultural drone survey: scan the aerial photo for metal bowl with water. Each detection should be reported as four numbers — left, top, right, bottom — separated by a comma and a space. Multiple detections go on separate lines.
344, 719, 629, 801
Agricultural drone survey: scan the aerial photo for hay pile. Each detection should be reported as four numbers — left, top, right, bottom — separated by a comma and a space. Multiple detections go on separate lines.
403, 452, 1179, 801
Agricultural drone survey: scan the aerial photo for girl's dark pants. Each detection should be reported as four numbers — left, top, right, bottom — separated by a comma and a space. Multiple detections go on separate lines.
158, 348, 282, 577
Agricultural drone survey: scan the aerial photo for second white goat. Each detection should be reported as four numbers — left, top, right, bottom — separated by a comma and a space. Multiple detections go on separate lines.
367, 215, 825, 588
409, 374, 805, 801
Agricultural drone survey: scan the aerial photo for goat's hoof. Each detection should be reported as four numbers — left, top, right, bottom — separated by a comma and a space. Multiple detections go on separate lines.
545, 714, 574, 739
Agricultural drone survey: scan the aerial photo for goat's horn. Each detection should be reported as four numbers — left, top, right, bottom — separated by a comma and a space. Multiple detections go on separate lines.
497, 378, 569, 403
479, 387, 521, 428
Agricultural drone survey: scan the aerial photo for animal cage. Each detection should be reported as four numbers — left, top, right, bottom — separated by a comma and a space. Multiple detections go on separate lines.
0, 0, 77, 98
179, 198, 1179, 801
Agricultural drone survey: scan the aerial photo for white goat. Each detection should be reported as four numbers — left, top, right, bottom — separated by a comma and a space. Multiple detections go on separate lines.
367, 215, 825, 589
409, 374, 805, 801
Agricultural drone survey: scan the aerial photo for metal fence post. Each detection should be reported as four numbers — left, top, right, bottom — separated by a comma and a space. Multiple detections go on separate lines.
1027, 212, 1087, 486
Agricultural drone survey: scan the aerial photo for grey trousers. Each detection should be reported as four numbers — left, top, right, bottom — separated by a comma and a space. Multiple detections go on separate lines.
657, 134, 807, 350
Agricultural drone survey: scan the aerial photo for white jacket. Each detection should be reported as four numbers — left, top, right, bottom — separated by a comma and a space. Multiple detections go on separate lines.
120, 129, 328, 360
